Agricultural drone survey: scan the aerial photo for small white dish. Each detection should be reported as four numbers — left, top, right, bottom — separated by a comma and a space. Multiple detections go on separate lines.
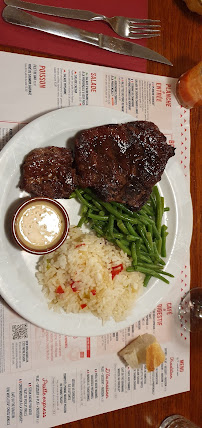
12, 197, 70, 255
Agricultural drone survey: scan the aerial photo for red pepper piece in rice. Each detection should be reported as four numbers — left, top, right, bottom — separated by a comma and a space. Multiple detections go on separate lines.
80, 304, 87, 309
70, 280, 81, 292
55, 285, 64, 294
111, 264, 123, 280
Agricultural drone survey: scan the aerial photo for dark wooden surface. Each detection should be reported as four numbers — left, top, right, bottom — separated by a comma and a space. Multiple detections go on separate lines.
0, 0, 201, 427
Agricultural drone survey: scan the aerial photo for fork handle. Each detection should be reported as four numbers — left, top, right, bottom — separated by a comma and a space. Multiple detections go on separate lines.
4, 0, 106, 21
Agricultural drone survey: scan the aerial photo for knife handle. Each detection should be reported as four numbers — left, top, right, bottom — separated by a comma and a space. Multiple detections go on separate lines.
3, 6, 101, 46
4, 0, 106, 21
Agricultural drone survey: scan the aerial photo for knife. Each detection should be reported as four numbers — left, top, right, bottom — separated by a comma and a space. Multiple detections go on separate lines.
2, 6, 172, 66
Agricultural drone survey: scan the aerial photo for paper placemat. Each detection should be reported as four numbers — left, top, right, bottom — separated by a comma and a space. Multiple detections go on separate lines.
0, 52, 191, 428
0, 0, 148, 72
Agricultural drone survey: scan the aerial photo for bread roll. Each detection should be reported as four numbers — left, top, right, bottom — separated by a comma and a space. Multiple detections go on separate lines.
118, 333, 165, 371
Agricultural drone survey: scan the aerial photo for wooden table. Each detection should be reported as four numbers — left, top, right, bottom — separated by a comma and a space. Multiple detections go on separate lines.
0, 0, 201, 427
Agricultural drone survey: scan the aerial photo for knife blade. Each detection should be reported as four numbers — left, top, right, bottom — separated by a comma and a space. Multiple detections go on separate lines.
2, 6, 172, 66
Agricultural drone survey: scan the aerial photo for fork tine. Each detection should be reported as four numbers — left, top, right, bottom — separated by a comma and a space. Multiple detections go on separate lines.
128, 18, 161, 24
129, 28, 161, 33
129, 23, 161, 28
127, 33, 160, 39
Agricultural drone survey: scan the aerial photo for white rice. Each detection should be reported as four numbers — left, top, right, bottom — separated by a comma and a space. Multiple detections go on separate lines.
36, 226, 144, 322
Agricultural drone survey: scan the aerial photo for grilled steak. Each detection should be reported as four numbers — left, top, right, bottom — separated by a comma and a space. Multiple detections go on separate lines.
74, 121, 175, 209
19, 146, 77, 198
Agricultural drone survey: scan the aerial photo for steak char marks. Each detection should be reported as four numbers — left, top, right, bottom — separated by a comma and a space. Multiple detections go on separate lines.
19, 146, 77, 199
74, 121, 175, 210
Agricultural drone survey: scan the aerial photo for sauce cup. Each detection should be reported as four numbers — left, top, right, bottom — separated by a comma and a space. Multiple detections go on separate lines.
12, 197, 70, 255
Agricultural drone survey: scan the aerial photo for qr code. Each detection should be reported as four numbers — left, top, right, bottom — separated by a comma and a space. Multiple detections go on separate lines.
12, 324, 28, 340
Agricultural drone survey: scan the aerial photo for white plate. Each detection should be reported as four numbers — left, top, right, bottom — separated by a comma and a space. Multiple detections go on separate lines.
0, 106, 193, 336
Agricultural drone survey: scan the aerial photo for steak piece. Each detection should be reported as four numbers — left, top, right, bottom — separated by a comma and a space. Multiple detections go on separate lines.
19, 146, 77, 198
74, 121, 175, 210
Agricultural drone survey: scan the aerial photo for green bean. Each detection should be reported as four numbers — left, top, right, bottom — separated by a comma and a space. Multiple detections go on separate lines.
126, 235, 141, 242
111, 202, 135, 217
80, 204, 88, 216
99, 210, 105, 216
102, 223, 109, 234
147, 223, 153, 237
141, 217, 160, 239
157, 258, 166, 266
153, 186, 163, 233
91, 224, 105, 237
126, 266, 135, 272
160, 197, 165, 224
113, 232, 124, 239
125, 222, 142, 239
136, 263, 173, 278
137, 263, 164, 270
101, 202, 138, 224
137, 253, 153, 264
120, 238, 130, 246
82, 190, 103, 209
88, 212, 109, 221
93, 220, 104, 228
146, 200, 154, 209
84, 198, 102, 211
146, 232, 153, 252
117, 220, 128, 234
155, 238, 162, 255
113, 227, 124, 236
83, 189, 103, 209
82, 194, 100, 211
164, 207, 170, 212
115, 239, 131, 256
136, 213, 153, 226
153, 242, 165, 265
139, 250, 151, 257
140, 243, 147, 252
93, 200, 103, 209
84, 193, 92, 201
131, 242, 137, 265
161, 196, 164, 211
161, 225, 167, 257
152, 223, 161, 240
75, 189, 96, 209
108, 215, 115, 236
77, 215, 86, 227
136, 240, 141, 257
140, 205, 153, 217
137, 225, 153, 253
105, 233, 116, 243
133, 266, 170, 284
150, 193, 156, 213
147, 206, 154, 216
155, 270, 174, 278
138, 210, 153, 222
143, 275, 151, 287
137, 224, 145, 240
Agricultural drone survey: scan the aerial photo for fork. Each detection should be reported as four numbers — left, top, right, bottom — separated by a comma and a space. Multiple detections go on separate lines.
4, 0, 161, 39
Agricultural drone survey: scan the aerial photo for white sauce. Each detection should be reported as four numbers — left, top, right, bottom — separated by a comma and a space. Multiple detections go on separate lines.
15, 201, 65, 250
